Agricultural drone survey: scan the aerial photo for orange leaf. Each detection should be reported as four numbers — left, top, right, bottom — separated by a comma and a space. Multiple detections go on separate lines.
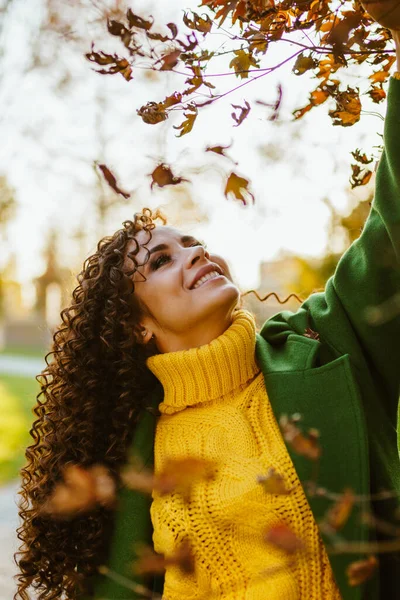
311, 89, 329, 105
134, 538, 195, 576
155, 457, 217, 500
224, 172, 255, 206
279, 415, 321, 460
368, 86, 386, 103
324, 488, 355, 531
150, 163, 188, 189
264, 523, 305, 554
369, 70, 389, 84
347, 555, 378, 587
42, 465, 116, 517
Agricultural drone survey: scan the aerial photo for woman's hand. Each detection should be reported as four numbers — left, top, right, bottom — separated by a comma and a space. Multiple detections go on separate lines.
389, 29, 400, 72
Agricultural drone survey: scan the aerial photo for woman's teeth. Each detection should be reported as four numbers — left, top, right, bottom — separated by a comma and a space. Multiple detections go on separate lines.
193, 270, 221, 289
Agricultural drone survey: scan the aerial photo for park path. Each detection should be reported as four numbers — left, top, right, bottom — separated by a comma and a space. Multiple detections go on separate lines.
0, 482, 20, 600
1, 354, 44, 598
0, 355, 44, 377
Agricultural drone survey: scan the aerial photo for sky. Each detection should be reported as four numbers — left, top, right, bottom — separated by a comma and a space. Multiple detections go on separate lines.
0, 0, 392, 304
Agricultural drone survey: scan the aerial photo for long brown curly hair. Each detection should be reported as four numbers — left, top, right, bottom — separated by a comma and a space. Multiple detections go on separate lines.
14, 207, 168, 600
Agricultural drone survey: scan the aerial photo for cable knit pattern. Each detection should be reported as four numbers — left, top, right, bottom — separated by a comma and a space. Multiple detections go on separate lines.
146, 310, 341, 600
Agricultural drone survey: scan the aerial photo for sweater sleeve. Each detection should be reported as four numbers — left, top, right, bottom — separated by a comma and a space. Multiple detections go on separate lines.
303, 76, 400, 421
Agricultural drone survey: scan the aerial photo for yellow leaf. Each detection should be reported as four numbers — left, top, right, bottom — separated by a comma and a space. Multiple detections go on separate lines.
173, 107, 198, 137
347, 556, 378, 587
224, 172, 255, 205
229, 49, 259, 79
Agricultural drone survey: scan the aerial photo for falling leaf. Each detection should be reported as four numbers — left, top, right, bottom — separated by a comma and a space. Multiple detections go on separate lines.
229, 49, 259, 79
304, 327, 320, 340
224, 172, 255, 206
134, 538, 195, 576
350, 164, 373, 189
42, 465, 116, 517
150, 163, 188, 189
85, 46, 133, 81
206, 143, 237, 163
121, 465, 155, 495
347, 555, 378, 586
96, 163, 130, 199
155, 457, 217, 500
257, 467, 292, 495
279, 415, 321, 461
264, 523, 305, 554
324, 488, 355, 531
173, 106, 198, 137
231, 100, 251, 126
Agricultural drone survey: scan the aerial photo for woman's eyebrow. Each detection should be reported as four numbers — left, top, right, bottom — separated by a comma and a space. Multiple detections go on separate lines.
147, 235, 198, 256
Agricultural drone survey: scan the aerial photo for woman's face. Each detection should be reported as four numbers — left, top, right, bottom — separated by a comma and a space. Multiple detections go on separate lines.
125, 225, 240, 353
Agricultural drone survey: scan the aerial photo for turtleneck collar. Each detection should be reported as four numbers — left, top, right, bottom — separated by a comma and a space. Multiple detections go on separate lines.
145, 309, 259, 415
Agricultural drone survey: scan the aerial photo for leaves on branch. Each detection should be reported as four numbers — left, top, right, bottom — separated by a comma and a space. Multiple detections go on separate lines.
350, 164, 373, 189
229, 49, 260, 78
224, 172, 255, 205
137, 101, 168, 124
346, 555, 378, 587
329, 86, 361, 127
183, 11, 213, 34
85, 45, 133, 81
174, 105, 198, 136
231, 100, 251, 126
158, 49, 181, 71
96, 163, 131, 198
292, 53, 318, 76
150, 163, 188, 189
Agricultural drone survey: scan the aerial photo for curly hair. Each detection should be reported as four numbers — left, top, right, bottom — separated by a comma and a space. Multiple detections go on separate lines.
14, 207, 167, 600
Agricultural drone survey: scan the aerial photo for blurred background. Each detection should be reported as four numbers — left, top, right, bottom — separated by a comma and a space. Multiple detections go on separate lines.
0, 0, 388, 596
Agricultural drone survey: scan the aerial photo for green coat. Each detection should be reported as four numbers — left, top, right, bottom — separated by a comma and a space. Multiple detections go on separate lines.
92, 77, 400, 600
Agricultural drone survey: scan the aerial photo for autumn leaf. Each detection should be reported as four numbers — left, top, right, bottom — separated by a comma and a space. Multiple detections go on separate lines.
155, 457, 217, 500
322, 488, 355, 532
159, 49, 181, 71
329, 86, 361, 127
231, 100, 251, 126
368, 86, 386, 103
229, 49, 259, 79
279, 414, 321, 461
292, 53, 317, 75
126, 10, 153, 30
137, 101, 168, 125
350, 164, 373, 189
264, 523, 305, 554
96, 163, 130, 198
346, 555, 378, 587
173, 106, 198, 137
224, 172, 255, 206
150, 164, 188, 189
351, 148, 373, 165
163, 92, 183, 108
257, 467, 292, 495
42, 465, 116, 517
206, 143, 237, 163
85, 46, 133, 81
134, 538, 195, 576
369, 70, 389, 84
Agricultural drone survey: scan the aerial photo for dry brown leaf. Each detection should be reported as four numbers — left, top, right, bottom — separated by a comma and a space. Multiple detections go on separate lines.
150, 164, 188, 189
257, 467, 292, 495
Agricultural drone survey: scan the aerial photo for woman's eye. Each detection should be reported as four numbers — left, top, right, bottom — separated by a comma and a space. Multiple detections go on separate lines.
150, 253, 171, 271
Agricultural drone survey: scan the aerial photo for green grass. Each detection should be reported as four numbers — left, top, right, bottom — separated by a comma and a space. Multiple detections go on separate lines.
0, 345, 48, 359
0, 374, 39, 484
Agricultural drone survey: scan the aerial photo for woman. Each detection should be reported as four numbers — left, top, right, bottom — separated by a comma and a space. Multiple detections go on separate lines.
15, 29, 400, 600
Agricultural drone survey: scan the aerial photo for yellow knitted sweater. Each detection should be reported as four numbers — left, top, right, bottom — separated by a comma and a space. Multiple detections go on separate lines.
147, 309, 341, 600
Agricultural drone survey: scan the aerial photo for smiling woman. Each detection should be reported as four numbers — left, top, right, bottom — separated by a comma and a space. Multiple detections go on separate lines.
13, 52, 400, 600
